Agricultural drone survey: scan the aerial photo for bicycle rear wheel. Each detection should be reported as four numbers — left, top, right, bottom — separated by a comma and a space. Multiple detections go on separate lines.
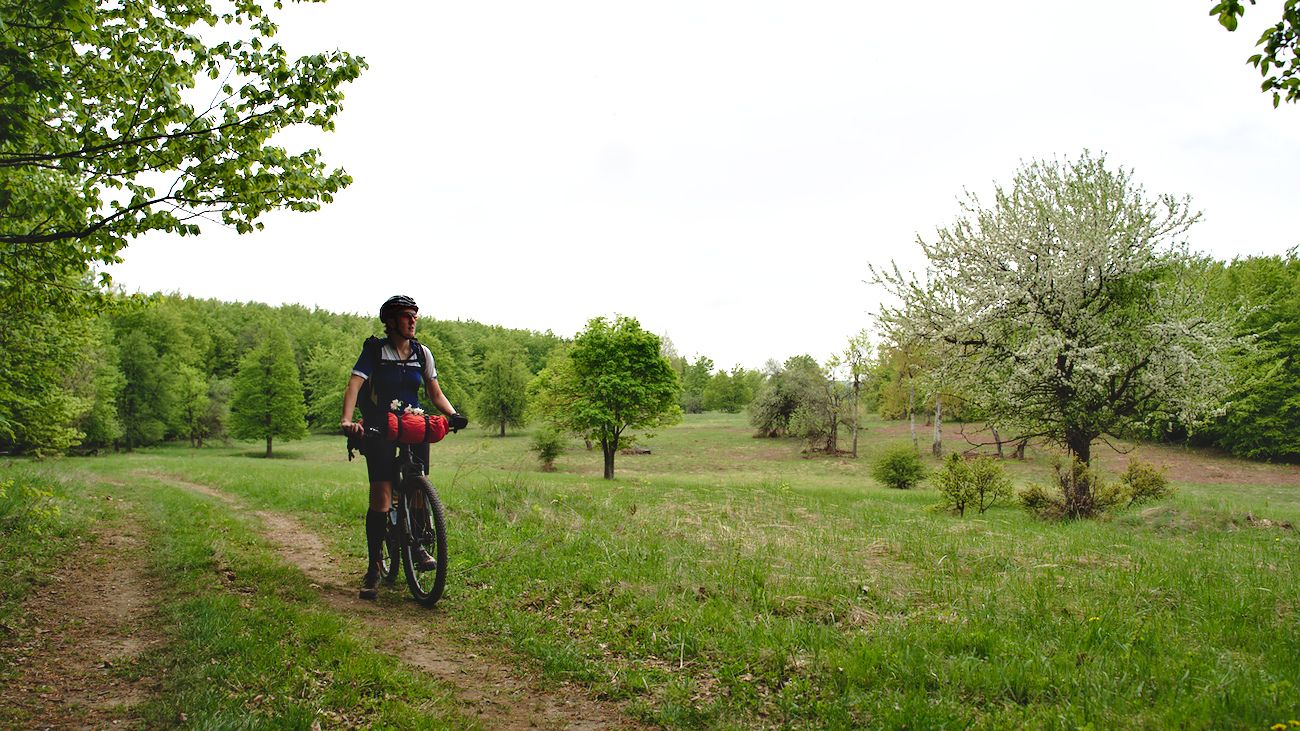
400, 476, 448, 607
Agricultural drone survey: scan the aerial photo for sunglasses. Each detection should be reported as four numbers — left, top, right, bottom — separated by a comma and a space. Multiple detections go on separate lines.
395, 312, 418, 322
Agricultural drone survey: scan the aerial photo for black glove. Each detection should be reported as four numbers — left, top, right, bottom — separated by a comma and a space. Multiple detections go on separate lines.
449, 413, 469, 432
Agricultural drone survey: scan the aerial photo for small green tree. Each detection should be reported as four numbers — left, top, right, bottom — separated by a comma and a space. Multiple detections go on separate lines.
702, 365, 754, 413
115, 329, 176, 450
529, 425, 568, 471
680, 355, 715, 413
175, 363, 211, 448
475, 346, 531, 436
870, 442, 928, 489
230, 326, 308, 457
933, 454, 1014, 516
531, 316, 681, 479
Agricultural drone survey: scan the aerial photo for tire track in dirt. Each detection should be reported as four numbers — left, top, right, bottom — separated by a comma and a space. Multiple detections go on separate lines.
161, 475, 649, 731
0, 485, 162, 730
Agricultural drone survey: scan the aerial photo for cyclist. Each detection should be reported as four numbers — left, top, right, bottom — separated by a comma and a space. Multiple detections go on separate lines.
341, 295, 463, 600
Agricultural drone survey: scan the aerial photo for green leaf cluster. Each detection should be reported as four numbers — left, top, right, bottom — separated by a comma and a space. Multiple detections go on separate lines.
531, 315, 681, 479
229, 323, 308, 456
932, 453, 1013, 516
1193, 250, 1300, 460
1212, 0, 1300, 106
869, 442, 928, 489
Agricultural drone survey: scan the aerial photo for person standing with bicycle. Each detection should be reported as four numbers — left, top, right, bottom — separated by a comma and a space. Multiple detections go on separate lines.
341, 295, 466, 599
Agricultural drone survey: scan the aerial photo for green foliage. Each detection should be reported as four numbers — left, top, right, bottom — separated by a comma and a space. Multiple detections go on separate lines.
301, 340, 356, 432
701, 365, 755, 414
1022, 457, 1107, 519
0, 0, 364, 267
116, 328, 176, 449
475, 343, 531, 436
1194, 251, 1300, 461
748, 355, 827, 437
679, 355, 714, 413
529, 425, 568, 471
0, 289, 102, 455
229, 325, 308, 457
1212, 0, 1300, 106
873, 152, 1241, 471
932, 453, 1014, 516
1023, 456, 1177, 519
870, 442, 927, 489
531, 315, 681, 479
1117, 458, 1176, 507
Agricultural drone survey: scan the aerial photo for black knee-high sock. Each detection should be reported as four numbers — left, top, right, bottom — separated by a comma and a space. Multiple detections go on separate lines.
365, 510, 388, 564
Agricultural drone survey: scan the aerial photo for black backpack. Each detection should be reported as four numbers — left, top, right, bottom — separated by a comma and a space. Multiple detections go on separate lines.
357, 335, 426, 414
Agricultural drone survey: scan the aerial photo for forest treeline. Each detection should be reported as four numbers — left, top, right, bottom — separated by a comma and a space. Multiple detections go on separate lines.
1, 247, 1296, 462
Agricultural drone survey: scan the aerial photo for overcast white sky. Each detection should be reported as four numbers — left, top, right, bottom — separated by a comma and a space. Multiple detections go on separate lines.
105, 1, 1299, 371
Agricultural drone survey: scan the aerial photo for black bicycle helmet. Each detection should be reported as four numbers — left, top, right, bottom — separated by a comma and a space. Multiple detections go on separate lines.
379, 294, 418, 319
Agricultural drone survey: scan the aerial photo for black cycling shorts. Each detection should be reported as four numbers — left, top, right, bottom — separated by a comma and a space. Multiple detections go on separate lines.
363, 437, 429, 483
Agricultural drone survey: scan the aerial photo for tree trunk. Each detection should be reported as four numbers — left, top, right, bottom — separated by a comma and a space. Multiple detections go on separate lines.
602, 443, 616, 479
265, 435, 273, 458
991, 426, 1003, 458
851, 378, 860, 458
499, 420, 506, 437
908, 383, 917, 452
931, 394, 943, 458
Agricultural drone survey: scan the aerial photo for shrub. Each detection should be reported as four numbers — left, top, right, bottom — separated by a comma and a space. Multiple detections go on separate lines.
1118, 458, 1175, 507
934, 454, 1013, 516
529, 426, 568, 471
1021, 456, 1177, 520
1020, 457, 1106, 519
871, 442, 927, 489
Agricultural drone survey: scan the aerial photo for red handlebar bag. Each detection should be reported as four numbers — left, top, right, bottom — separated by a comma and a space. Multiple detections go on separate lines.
385, 413, 448, 444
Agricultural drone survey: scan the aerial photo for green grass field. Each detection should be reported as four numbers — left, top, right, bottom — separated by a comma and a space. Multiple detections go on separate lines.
3, 413, 1298, 729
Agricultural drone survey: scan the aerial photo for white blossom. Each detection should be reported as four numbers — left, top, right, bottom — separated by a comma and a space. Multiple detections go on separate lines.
869, 152, 1249, 462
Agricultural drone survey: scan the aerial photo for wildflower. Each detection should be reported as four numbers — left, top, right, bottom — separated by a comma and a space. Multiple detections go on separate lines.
1272, 724, 1287, 731
1089, 617, 1100, 622
404, 406, 425, 416
390, 399, 403, 411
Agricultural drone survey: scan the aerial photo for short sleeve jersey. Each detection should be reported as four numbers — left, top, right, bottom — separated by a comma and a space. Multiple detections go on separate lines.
351, 339, 438, 421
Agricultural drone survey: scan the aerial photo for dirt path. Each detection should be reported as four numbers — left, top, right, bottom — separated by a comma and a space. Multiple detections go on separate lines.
0, 489, 163, 730
168, 477, 648, 730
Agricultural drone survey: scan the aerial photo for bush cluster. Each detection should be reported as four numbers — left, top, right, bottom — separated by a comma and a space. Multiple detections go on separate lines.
529, 427, 568, 471
932, 453, 1013, 516
870, 442, 927, 489
1021, 456, 1174, 519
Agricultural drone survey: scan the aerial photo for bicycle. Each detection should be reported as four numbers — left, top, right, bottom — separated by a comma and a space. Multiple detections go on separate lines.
350, 415, 465, 607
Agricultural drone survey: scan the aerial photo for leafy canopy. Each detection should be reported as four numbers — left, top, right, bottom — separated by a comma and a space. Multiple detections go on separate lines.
872, 152, 1244, 465
1212, 0, 1300, 106
0, 0, 365, 314
531, 316, 680, 479
230, 324, 308, 457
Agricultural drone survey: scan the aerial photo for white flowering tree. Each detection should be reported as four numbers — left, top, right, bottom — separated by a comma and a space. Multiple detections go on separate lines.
871, 152, 1243, 471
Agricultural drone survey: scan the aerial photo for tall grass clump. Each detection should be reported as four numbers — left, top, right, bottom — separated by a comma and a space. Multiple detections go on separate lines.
870, 442, 927, 489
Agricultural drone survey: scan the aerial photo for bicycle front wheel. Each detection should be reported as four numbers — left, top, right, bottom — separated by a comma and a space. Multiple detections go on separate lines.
400, 476, 448, 607
379, 509, 400, 584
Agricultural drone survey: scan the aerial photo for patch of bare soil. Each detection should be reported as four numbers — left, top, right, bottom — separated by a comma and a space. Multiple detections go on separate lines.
165, 476, 650, 731
0, 492, 162, 730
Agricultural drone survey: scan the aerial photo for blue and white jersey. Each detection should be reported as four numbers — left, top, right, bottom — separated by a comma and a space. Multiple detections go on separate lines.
352, 339, 437, 419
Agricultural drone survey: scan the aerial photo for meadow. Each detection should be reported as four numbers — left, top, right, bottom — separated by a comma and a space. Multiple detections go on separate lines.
2, 413, 1298, 730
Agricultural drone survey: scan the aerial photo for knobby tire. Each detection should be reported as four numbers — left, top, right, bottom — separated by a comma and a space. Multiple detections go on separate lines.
379, 510, 400, 584
401, 476, 448, 607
